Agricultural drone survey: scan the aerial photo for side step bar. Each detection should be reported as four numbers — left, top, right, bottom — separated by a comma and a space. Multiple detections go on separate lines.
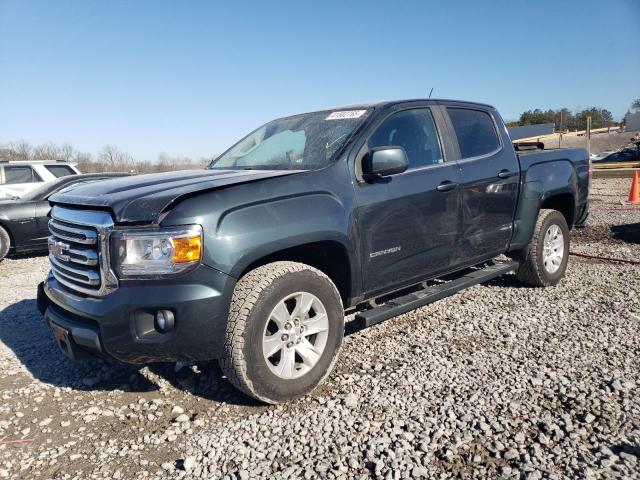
354, 261, 519, 329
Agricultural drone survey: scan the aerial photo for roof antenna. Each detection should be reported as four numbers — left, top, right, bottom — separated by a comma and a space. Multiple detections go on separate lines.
428, 88, 434, 99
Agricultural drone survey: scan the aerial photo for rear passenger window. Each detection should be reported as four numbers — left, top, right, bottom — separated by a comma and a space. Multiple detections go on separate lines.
4, 166, 36, 184
448, 108, 500, 159
368, 108, 444, 169
46, 164, 76, 178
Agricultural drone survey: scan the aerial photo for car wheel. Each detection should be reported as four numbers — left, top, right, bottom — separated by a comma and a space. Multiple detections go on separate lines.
0, 226, 10, 261
513, 209, 570, 287
219, 261, 344, 404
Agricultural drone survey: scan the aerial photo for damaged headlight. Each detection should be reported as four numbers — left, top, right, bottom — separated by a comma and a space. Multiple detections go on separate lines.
111, 225, 202, 277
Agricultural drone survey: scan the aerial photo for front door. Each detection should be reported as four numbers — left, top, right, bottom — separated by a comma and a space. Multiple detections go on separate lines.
445, 107, 520, 263
34, 200, 53, 245
354, 107, 462, 297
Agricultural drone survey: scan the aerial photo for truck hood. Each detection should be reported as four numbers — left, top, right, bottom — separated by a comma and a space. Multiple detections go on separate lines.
49, 169, 304, 224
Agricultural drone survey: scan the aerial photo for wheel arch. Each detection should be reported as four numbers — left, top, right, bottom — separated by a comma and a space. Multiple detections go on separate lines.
0, 221, 14, 251
236, 240, 353, 307
540, 192, 576, 229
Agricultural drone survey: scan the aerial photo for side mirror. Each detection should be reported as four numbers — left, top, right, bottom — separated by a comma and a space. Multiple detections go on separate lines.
362, 147, 409, 181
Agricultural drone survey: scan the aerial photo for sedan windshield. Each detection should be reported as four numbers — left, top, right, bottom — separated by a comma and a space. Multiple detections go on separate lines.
209, 109, 371, 170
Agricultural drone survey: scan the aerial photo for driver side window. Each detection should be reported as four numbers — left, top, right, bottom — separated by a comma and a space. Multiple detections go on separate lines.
368, 108, 444, 169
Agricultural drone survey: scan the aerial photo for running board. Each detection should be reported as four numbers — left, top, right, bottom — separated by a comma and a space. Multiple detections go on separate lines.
354, 261, 519, 328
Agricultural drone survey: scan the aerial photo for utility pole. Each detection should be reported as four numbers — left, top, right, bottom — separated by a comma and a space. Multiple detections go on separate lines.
587, 116, 592, 158
559, 110, 563, 148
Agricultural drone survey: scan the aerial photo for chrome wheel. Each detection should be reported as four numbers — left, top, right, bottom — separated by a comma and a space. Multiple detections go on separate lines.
542, 224, 564, 274
262, 292, 329, 380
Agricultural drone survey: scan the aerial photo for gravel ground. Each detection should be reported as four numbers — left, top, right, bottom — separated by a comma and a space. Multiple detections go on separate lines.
0, 177, 638, 480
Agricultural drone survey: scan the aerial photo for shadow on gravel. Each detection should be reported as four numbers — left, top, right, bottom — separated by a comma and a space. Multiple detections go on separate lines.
481, 273, 530, 289
0, 299, 264, 406
7, 250, 48, 260
147, 363, 263, 407
0, 299, 156, 392
611, 222, 640, 244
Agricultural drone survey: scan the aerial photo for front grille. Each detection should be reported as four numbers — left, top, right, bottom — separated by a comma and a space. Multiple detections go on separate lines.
48, 206, 118, 297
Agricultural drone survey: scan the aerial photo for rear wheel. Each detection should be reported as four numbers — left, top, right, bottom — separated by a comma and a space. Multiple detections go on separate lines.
219, 261, 344, 404
513, 209, 570, 287
0, 226, 10, 261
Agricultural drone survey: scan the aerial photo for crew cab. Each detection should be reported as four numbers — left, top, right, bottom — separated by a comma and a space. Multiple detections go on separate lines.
38, 99, 589, 403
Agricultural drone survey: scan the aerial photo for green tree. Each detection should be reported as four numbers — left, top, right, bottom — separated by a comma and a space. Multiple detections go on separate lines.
632, 99, 640, 112
574, 107, 613, 130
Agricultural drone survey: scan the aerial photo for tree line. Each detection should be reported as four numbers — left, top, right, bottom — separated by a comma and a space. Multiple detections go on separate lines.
0, 141, 212, 173
506, 99, 640, 131
506, 107, 614, 130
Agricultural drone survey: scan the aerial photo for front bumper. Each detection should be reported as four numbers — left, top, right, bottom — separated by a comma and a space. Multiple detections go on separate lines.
38, 264, 236, 364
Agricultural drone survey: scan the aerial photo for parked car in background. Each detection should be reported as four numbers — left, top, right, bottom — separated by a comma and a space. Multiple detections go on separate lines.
591, 148, 640, 164
0, 160, 81, 200
38, 99, 589, 404
0, 173, 129, 260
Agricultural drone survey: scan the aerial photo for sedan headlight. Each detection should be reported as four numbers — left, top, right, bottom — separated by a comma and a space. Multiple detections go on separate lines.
111, 225, 202, 277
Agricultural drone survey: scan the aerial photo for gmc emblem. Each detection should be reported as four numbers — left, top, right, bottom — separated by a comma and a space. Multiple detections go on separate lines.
48, 238, 71, 262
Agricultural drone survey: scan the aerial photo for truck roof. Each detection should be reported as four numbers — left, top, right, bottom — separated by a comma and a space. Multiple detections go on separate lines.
304, 98, 497, 114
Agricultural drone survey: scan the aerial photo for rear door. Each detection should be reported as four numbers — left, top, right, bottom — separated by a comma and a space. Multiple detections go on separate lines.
444, 106, 519, 263
1, 165, 43, 198
354, 106, 462, 297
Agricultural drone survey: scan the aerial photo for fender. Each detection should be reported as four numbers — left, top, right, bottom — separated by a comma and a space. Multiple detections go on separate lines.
160, 165, 360, 291
509, 158, 579, 250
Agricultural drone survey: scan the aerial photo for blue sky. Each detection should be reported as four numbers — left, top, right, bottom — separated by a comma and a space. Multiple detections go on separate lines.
1, 0, 639, 162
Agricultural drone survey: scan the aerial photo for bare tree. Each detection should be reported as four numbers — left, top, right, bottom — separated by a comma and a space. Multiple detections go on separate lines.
10, 140, 33, 160
59, 143, 75, 162
98, 145, 134, 172
32, 142, 61, 160
73, 151, 94, 172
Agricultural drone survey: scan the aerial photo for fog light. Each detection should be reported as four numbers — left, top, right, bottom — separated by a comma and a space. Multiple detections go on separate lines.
155, 310, 175, 333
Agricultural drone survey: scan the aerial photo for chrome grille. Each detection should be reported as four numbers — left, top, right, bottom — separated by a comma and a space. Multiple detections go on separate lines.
48, 206, 118, 297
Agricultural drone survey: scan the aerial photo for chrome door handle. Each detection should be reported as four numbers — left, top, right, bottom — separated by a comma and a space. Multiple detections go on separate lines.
436, 181, 458, 192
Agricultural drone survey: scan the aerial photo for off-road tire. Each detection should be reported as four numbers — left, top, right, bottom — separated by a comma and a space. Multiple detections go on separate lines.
0, 226, 10, 261
513, 209, 570, 287
219, 261, 344, 404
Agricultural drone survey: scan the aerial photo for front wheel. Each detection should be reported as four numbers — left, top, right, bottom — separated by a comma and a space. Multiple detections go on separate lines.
219, 261, 344, 404
0, 226, 10, 261
512, 209, 570, 287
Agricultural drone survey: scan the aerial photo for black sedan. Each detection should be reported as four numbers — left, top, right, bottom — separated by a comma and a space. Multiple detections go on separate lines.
591, 148, 640, 164
0, 173, 128, 260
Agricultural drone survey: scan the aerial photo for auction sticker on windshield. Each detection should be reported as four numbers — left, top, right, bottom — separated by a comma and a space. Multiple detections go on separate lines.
326, 110, 367, 120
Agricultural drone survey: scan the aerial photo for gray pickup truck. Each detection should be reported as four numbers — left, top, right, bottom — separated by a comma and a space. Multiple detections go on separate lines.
38, 99, 589, 403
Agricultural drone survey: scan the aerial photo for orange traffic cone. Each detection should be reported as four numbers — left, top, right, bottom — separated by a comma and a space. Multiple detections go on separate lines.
629, 171, 640, 204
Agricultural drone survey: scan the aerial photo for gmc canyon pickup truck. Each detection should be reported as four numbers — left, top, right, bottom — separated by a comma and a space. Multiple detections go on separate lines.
38, 99, 589, 403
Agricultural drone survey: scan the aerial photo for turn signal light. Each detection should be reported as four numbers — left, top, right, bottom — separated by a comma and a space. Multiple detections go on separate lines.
172, 235, 202, 264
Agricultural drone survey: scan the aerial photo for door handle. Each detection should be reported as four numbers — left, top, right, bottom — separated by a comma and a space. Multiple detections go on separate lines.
497, 170, 514, 179
436, 181, 458, 192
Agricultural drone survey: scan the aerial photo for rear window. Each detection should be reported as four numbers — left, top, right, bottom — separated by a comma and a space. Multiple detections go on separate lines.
46, 164, 76, 178
3, 165, 38, 184
448, 108, 500, 159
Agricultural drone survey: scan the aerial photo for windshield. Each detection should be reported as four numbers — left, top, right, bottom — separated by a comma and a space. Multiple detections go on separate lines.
209, 108, 371, 170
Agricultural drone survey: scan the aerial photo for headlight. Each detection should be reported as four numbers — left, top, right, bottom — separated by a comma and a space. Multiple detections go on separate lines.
111, 225, 202, 277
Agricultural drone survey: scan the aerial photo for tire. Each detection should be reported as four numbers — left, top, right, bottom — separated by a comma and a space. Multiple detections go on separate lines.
0, 226, 10, 261
219, 261, 344, 404
513, 209, 570, 287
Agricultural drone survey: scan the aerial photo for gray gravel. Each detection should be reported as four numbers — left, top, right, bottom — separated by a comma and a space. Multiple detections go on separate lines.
0, 177, 638, 479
